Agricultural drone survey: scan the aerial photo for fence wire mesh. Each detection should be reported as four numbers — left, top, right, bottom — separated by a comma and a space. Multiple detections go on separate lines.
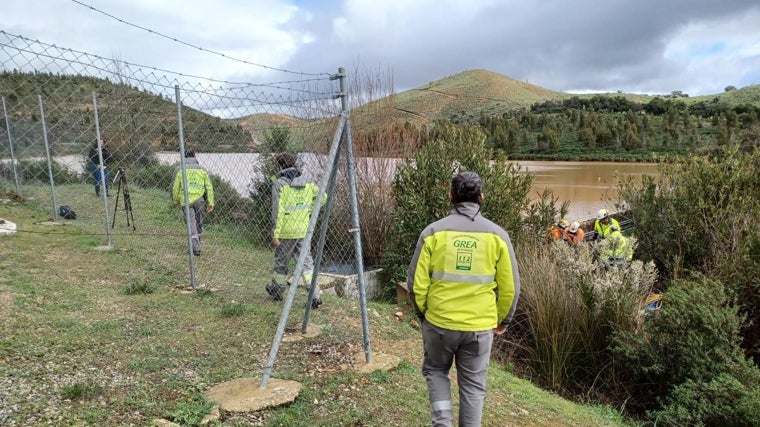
0, 30, 374, 294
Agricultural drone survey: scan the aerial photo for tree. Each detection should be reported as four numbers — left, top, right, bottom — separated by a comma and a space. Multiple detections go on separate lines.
263, 126, 291, 153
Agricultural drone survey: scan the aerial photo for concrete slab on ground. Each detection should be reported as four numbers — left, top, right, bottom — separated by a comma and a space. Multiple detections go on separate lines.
205, 377, 301, 412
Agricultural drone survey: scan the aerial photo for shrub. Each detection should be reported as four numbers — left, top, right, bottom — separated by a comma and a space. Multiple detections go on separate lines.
612, 273, 760, 424
0, 159, 80, 185
618, 146, 760, 363
654, 374, 760, 427
502, 240, 656, 392
379, 123, 540, 299
127, 163, 175, 191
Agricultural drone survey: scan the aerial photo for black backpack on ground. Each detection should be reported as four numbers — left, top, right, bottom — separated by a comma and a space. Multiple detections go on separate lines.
59, 205, 77, 220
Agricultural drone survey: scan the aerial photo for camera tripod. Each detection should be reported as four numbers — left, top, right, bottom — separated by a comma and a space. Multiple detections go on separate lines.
112, 167, 136, 231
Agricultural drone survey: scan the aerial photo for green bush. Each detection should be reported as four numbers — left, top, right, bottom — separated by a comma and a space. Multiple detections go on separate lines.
379, 123, 546, 299
0, 159, 80, 185
654, 374, 760, 427
503, 240, 656, 392
612, 273, 760, 424
618, 146, 760, 362
128, 163, 175, 191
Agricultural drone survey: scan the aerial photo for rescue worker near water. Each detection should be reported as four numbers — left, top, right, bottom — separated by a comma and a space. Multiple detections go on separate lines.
408, 171, 520, 427
593, 208, 620, 240
549, 218, 569, 241
172, 150, 214, 256
268, 153, 325, 309
599, 224, 633, 270
563, 221, 585, 245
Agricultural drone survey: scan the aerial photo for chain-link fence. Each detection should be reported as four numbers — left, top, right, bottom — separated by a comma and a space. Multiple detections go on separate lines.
0, 30, 377, 296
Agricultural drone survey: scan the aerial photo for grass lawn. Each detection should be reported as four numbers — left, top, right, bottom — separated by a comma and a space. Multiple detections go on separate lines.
0, 184, 634, 426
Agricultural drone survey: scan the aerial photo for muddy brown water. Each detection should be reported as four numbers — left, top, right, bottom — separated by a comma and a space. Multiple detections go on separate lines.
50, 154, 660, 222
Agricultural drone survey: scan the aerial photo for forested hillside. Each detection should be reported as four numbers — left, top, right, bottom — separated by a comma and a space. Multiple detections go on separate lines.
3, 69, 760, 161
477, 92, 760, 160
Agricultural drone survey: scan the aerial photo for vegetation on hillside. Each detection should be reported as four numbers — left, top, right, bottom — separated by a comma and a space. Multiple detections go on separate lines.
5, 69, 760, 163
0, 70, 252, 159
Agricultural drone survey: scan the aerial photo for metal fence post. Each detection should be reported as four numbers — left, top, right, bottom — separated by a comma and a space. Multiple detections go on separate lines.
37, 95, 58, 221
175, 85, 197, 289
92, 92, 113, 247
339, 68, 372, 364
1, 96, 21, 196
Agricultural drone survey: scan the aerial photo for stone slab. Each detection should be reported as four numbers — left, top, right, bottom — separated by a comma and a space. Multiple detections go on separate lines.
205, 377, 301, 412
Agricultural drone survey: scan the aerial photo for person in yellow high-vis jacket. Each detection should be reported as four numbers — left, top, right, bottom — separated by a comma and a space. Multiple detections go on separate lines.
172, 150, 214, 256
593, 208, 620, 240
599, 224, 633, 270
268, 153, 325, 309
408, 171, 521, 427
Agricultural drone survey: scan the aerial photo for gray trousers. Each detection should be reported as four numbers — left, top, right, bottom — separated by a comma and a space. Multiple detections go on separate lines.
273, 238, 320, 297
422, 321, 493, 427
182, 197, 206, 253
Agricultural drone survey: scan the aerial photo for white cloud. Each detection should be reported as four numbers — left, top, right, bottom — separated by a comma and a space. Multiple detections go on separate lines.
1, 0, 759, 96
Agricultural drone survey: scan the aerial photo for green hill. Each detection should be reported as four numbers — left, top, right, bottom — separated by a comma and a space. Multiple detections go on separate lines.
238, 69, 760, 140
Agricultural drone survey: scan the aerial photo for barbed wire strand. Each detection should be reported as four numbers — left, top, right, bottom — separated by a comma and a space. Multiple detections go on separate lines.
69, 0, 331, 78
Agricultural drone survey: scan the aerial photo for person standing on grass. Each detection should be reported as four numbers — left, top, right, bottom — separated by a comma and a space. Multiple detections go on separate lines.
268, 152, 325, 309
88, 138, 113, 197
407, 171, 521, 427
172, 150, 214, 256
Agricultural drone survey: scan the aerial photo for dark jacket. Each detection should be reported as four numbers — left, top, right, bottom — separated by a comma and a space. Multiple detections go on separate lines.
88, 145, 113, 168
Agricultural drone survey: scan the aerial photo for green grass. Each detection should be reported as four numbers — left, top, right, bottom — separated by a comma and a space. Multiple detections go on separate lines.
0, 184, 637, 426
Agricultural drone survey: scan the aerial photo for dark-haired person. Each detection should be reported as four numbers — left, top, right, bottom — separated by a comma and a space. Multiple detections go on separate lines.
172, 150, 214, 256
268, 153, 325, 309
88, 138, 113, 196
407, 171, 521, 427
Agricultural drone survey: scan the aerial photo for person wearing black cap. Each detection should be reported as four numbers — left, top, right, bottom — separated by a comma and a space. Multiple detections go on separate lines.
172, 150, 214, 256
407, 171, 521, 427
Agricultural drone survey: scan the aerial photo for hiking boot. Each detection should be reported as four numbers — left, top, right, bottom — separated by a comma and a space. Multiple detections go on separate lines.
266, 282, 285, 301
310, 297, 323, 309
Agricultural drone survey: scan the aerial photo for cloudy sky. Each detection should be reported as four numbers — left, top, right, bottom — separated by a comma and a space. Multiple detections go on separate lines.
2, 0, 760, 97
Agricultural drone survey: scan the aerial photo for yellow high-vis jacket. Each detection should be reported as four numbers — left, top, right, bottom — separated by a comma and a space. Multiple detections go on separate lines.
594, 217, 620, 239
172, 157, 214, 207
600, 230, 633, 261
407, 202, 521, 332
271, 167, 325, 240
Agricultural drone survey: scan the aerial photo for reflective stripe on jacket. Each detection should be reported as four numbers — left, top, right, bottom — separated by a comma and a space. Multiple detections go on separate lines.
407, 202, 520, 332
172, 158, 214, 207
272, 167, 324, 239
